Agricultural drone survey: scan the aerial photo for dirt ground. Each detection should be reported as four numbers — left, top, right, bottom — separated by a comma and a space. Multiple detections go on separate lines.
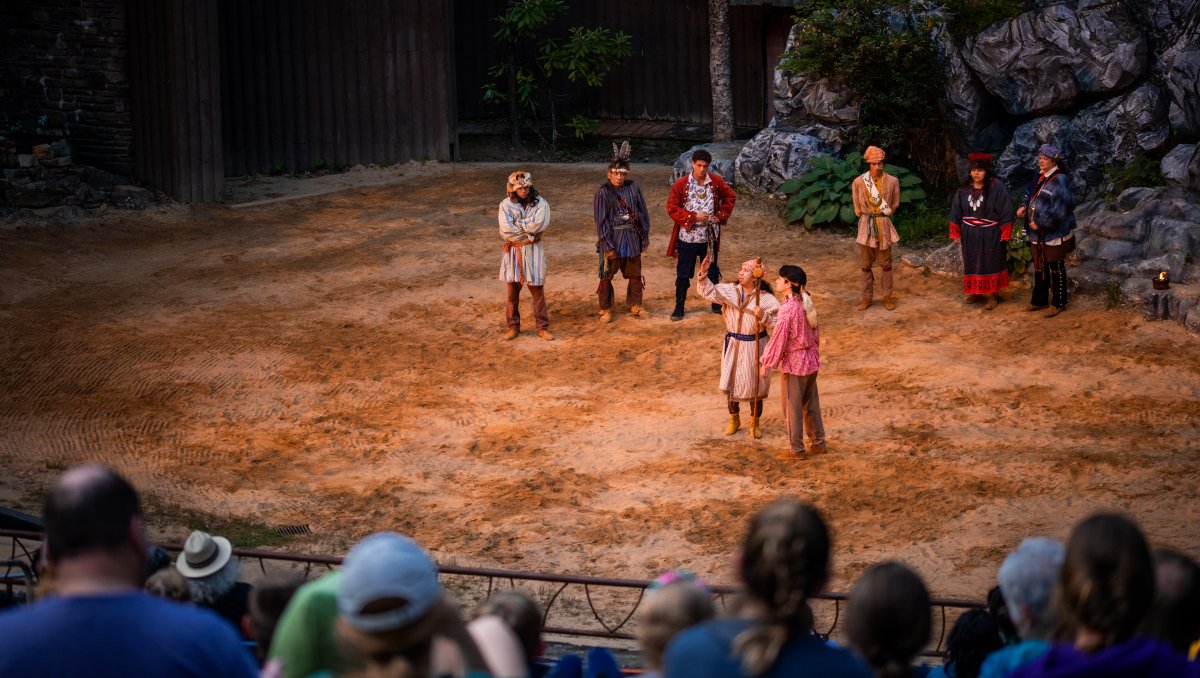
1, 161, 1198, 601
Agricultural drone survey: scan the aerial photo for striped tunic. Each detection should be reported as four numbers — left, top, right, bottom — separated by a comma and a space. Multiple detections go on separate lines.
498, 196, 550, 285
594, 181, 651, 259
699, 278, 781, 401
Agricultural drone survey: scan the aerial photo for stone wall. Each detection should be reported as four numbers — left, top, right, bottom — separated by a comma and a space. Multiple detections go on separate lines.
0, 0, 132, 176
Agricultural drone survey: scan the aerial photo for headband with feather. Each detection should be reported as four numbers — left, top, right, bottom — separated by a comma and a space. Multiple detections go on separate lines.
608, 141, 632, 171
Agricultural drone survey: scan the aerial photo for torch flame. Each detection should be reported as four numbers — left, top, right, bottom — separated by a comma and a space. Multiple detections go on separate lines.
1157, 271, 1168, 281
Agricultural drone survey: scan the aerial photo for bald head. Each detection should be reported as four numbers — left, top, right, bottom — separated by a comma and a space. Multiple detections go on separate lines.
44, 465, 141, 564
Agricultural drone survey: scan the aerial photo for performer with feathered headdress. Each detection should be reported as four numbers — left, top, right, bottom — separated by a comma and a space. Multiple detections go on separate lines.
949, 153, 1013, 310
593, 141, 651, 323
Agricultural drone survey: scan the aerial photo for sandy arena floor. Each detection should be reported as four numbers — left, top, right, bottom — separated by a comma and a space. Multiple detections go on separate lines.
1, 162, 1198, 599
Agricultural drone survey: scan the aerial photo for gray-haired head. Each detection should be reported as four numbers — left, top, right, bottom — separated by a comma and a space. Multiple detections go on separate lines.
997, 537, 1064, 637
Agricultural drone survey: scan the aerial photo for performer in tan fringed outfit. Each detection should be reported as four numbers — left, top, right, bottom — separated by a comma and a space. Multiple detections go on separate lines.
698, 256, 780, 440
851, 146, 901, 311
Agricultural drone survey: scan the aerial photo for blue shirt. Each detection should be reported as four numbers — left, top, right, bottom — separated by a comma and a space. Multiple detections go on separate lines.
0, 591, 259, 677
664, 617, 873, 678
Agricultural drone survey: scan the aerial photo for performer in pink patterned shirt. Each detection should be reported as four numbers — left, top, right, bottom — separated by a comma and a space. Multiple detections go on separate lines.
759, 265, 826, 461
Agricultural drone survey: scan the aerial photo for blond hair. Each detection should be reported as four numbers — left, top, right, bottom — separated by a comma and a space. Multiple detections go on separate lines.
637, 581, 715, 669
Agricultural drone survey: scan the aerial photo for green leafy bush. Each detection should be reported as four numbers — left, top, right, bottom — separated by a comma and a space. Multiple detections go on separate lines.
1104, 155, 1165, 199
780, 152, 926, 231
1006, 221, 1032, 275
893, 203, 949, 245
779, 0, 956, 194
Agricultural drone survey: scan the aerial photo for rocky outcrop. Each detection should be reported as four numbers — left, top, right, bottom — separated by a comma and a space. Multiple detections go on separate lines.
963, 0, 1148, 116
769, 24, 856, 153
733, 128, 831, 194
1073, 188, 1200, 286
995, 116, 1073, 190
1161, 144, 1200, 193
670, 142, 746, 185
1161, 28, 1200, 141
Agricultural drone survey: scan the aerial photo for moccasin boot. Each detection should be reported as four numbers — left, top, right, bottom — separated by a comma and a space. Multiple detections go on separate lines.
599, 310, 612, 323
883, 296, 897, 311
749, 416, 762, 439
857, 299, 871, 311
537, 329, 554, 341
724, 413, 740, 436
984, 294, 999, 310
503, 328, 519, 340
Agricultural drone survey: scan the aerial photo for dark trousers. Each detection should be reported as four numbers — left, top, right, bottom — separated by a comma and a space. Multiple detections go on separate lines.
729, 400, 763, 416
506, 282, 548, 331
598, 256, 643, 310
675, 240, 719, 309
1031, 259, 1069, 309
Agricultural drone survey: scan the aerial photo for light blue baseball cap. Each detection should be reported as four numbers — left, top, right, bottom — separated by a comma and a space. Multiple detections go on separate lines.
338, 532, 441, 632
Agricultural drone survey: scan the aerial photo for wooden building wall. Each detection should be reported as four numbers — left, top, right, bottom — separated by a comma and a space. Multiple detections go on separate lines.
128, 0, 224, 203
217, 0, 456, 177
454, 0, 793, 128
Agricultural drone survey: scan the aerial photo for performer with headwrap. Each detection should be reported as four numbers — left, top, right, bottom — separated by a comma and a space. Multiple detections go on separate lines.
498, 170, 553, 341
851, 146, 901, 311
1017, 144, 1076, 317
666, 148, 737, 321
594, 141, 652, 323
698, 256, 780, 440
949, 153, 1013, 310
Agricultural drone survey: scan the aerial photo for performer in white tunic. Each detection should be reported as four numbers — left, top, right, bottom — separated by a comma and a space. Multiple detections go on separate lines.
498, 170, 552, 341
698, 256, 781, 439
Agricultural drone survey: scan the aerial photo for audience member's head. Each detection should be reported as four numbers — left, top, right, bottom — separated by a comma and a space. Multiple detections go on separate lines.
846, 561, 932, 678
474, 589, 543, 666
997, 537, 1064, 639
942, 609, 1004, 678
335, 532, 488, 678
145, 566, 192, 602
244, 576, 303, 659
177, 530, 241, 605
1140, 548, 1200, 654
732, 499, 830, 675
986, 586, 1019, 645
1051, 512, 1154, 651
144, 545, 173, 579
637, 571, 716, 672
42, 465, 145, 591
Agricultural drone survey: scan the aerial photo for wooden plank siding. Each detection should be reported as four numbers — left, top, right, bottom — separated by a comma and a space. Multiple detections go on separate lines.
216, 0, 456, 176
128, 0, 224, 202
453, 0, 791, 128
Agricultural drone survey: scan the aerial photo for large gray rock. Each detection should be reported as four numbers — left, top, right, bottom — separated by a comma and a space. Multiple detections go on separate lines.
1137, 0, 1200, 51
109, 185, 151, 210
963, 0, 1148, 116
1069, 84, 1171, 192
1075, 190, 1200, 283
995, 116, 1073, 190
670, 142, 745, 185
1161, 144, 1198, 189
770, 23, 856, 151
923, 241, 963, 277
935, 28, 1007, 154
733, 128, 832, 194
1161, 34, 1200, 140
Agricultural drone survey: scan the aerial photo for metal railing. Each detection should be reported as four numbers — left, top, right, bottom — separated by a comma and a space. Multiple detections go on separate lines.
1, 528, 983, 656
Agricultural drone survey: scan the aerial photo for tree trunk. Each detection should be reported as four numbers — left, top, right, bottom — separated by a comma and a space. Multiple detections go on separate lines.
709, 0, 734, 142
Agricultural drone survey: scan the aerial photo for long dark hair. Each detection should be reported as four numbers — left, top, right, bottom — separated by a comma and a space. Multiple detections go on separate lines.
509, 187, 540, 206
733, 500, 829, 675
1050, 512, 1154, 649
845, 562, 932, 678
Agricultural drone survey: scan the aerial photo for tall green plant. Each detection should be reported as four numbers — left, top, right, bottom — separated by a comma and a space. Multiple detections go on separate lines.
1006, 220, 1033, 275
780, 152, 926, 231
482, 0, 633, 148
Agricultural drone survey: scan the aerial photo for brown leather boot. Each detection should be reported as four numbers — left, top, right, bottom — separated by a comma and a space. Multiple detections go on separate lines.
749, 416, 762, 439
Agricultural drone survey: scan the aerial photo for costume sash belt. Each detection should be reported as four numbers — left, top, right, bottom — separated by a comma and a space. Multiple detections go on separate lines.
724, 330, 768, 353
504, 236, 539, 285
867, 214, 884, 247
